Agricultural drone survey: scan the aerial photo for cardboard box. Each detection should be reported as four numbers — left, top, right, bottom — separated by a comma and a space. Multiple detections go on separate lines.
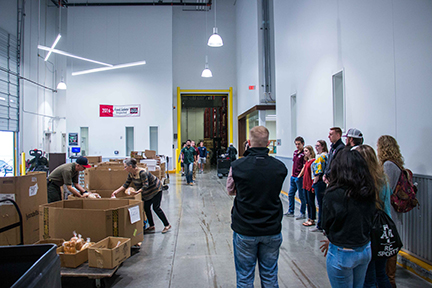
88, 237, 131, 269
144, 150, 156, 159
0, 172, 47, 245
68, 190, 142, 201
34, 238, 65, 247
149, 169, 162, 180
85, 156, 102, 165
39, 199, 144, 246
84, 168, 129, 190
57, 245, 90, 268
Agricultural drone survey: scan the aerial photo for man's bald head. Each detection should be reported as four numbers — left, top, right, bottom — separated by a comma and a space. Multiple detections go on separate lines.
249, 126, 270, 148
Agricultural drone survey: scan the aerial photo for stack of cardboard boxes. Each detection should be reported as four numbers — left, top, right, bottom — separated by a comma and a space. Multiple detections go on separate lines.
0, 172, 48, 245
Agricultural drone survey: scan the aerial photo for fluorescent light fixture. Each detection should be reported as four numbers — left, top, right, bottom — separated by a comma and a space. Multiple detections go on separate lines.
38, 45, 113, 67
208, 27, 223, 47
0, 97, 5, 101
72, 61, 146, 76
44, 34, 61, 61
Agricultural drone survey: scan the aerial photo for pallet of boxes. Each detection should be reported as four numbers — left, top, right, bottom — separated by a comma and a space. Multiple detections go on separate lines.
38, 161, 146, 270
140, 150, 166, 184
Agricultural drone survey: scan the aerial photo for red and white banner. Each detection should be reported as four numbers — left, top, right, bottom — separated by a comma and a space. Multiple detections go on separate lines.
100, 104, 141, 117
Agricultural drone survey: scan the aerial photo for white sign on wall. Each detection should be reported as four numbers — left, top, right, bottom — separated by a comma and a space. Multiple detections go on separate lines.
100, 104, 141, 117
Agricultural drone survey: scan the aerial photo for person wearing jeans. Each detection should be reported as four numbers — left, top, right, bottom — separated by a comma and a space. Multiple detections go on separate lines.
227, 126, 288, 287
320, 149, 376, 288
285, 136, 306, 219
233, 232, 283, 287
311, 140, 328, 232
181, 140, 197, 185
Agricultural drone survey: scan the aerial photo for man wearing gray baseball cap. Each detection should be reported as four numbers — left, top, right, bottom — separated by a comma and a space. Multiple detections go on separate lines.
343, 128, 364, 149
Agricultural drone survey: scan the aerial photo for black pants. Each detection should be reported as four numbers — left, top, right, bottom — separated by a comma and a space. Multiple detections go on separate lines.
144, 191, 169, 227
47, 181, 62, 203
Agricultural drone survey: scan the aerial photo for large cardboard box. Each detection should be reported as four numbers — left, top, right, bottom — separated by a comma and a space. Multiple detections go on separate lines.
84, 168, 129, 190
88, 237, 131, 269
39, 199, 144, 246
68, 190, 142, 201
0, 172, 47, 245
86, 156, 102, 165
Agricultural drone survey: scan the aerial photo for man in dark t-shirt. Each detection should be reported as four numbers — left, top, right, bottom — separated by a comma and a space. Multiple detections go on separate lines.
181, 140, 197, 185
284, 136, 307, 219
47, 156, 91, 203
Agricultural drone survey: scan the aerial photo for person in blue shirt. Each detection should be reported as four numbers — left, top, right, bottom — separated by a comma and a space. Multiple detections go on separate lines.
197, 141, 208, 174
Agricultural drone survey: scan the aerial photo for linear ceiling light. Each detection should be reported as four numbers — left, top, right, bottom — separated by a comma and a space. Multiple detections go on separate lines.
72, 61, 146, 76
44, 34, 62, 61
38, 45, 113, 67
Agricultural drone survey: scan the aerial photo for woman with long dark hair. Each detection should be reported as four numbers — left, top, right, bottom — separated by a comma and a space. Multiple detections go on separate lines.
320, 149, 376, 288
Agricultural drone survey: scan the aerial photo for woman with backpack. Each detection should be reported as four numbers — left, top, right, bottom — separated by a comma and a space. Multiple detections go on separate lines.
356, 145, 392, 288
320, 149, 376, 288
377, 135, 405, 288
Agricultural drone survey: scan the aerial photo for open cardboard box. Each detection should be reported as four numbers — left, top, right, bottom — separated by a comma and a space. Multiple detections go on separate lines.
57, 245, 91, 268
88, 237, 131, 269
68, 190, 142, 201
39, 199, 143, 246
0, 172, 47, 245
85, 156, 102, 165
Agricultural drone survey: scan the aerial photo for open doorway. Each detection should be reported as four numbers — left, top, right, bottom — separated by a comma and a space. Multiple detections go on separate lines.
181, 95, 228, 166
176, 88, 233, 172
0, 131, 14, 177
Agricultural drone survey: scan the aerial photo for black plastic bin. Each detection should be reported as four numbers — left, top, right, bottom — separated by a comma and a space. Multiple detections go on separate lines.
217, 158, 231, 177
0, 244, 61, 288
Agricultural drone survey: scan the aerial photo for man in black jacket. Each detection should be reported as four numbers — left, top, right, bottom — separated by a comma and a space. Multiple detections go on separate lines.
226, 126, 288, 287
323, 127, 345, 184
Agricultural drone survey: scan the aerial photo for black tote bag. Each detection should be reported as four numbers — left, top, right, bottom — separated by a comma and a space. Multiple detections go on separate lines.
370, 209, 403, 260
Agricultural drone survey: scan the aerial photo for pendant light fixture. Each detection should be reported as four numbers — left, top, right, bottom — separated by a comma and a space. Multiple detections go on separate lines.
207, 0, 223, 47
57, 77, 67, 90
201, 56, 213, 78
202, 9, 213, 77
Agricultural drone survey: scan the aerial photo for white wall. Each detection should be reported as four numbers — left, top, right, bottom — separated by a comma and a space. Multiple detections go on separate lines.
235, 0, 260, 115
66, 6, 173, 157
273, 0, 432, 175
172, 0, 237, 148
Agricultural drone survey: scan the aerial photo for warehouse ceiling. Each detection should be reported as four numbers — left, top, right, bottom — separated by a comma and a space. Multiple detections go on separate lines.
51, 0, 212, 11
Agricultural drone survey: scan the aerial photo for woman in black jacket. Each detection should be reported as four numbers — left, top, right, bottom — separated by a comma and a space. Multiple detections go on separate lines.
320, 149, 376, 288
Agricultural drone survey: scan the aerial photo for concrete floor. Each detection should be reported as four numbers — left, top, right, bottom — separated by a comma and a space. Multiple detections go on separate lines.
62, 170, 432, 288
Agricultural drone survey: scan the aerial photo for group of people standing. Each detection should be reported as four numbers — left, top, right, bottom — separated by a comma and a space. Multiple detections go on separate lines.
287, 127, 405, 287
179, 140, 208, 185
227, 125, 406, 288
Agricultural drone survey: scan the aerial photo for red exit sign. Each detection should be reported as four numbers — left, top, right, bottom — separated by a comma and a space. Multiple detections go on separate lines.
249, 85, 256, 90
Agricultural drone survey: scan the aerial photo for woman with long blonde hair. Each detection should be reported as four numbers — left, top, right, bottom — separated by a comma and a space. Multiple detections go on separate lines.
377, 135, 405, 288
355, 145, 392, 288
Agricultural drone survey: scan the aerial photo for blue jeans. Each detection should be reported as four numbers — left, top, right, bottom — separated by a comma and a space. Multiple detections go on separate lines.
364, 258, 392, 288
184, 163, 193, 184
233, 232, 283, 288
327, 242, 372, 288
312, 180, 326, 229
288, 176, 306, 215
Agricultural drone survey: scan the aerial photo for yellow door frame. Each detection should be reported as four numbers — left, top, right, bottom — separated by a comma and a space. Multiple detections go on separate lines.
176, 87, 233, 173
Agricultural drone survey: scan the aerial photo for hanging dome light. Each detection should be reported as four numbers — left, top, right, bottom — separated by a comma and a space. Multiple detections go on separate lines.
208, 0, 223, 47
57, 77, 67, 90
201, 64, 213, 78
208, 27, 223, 47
